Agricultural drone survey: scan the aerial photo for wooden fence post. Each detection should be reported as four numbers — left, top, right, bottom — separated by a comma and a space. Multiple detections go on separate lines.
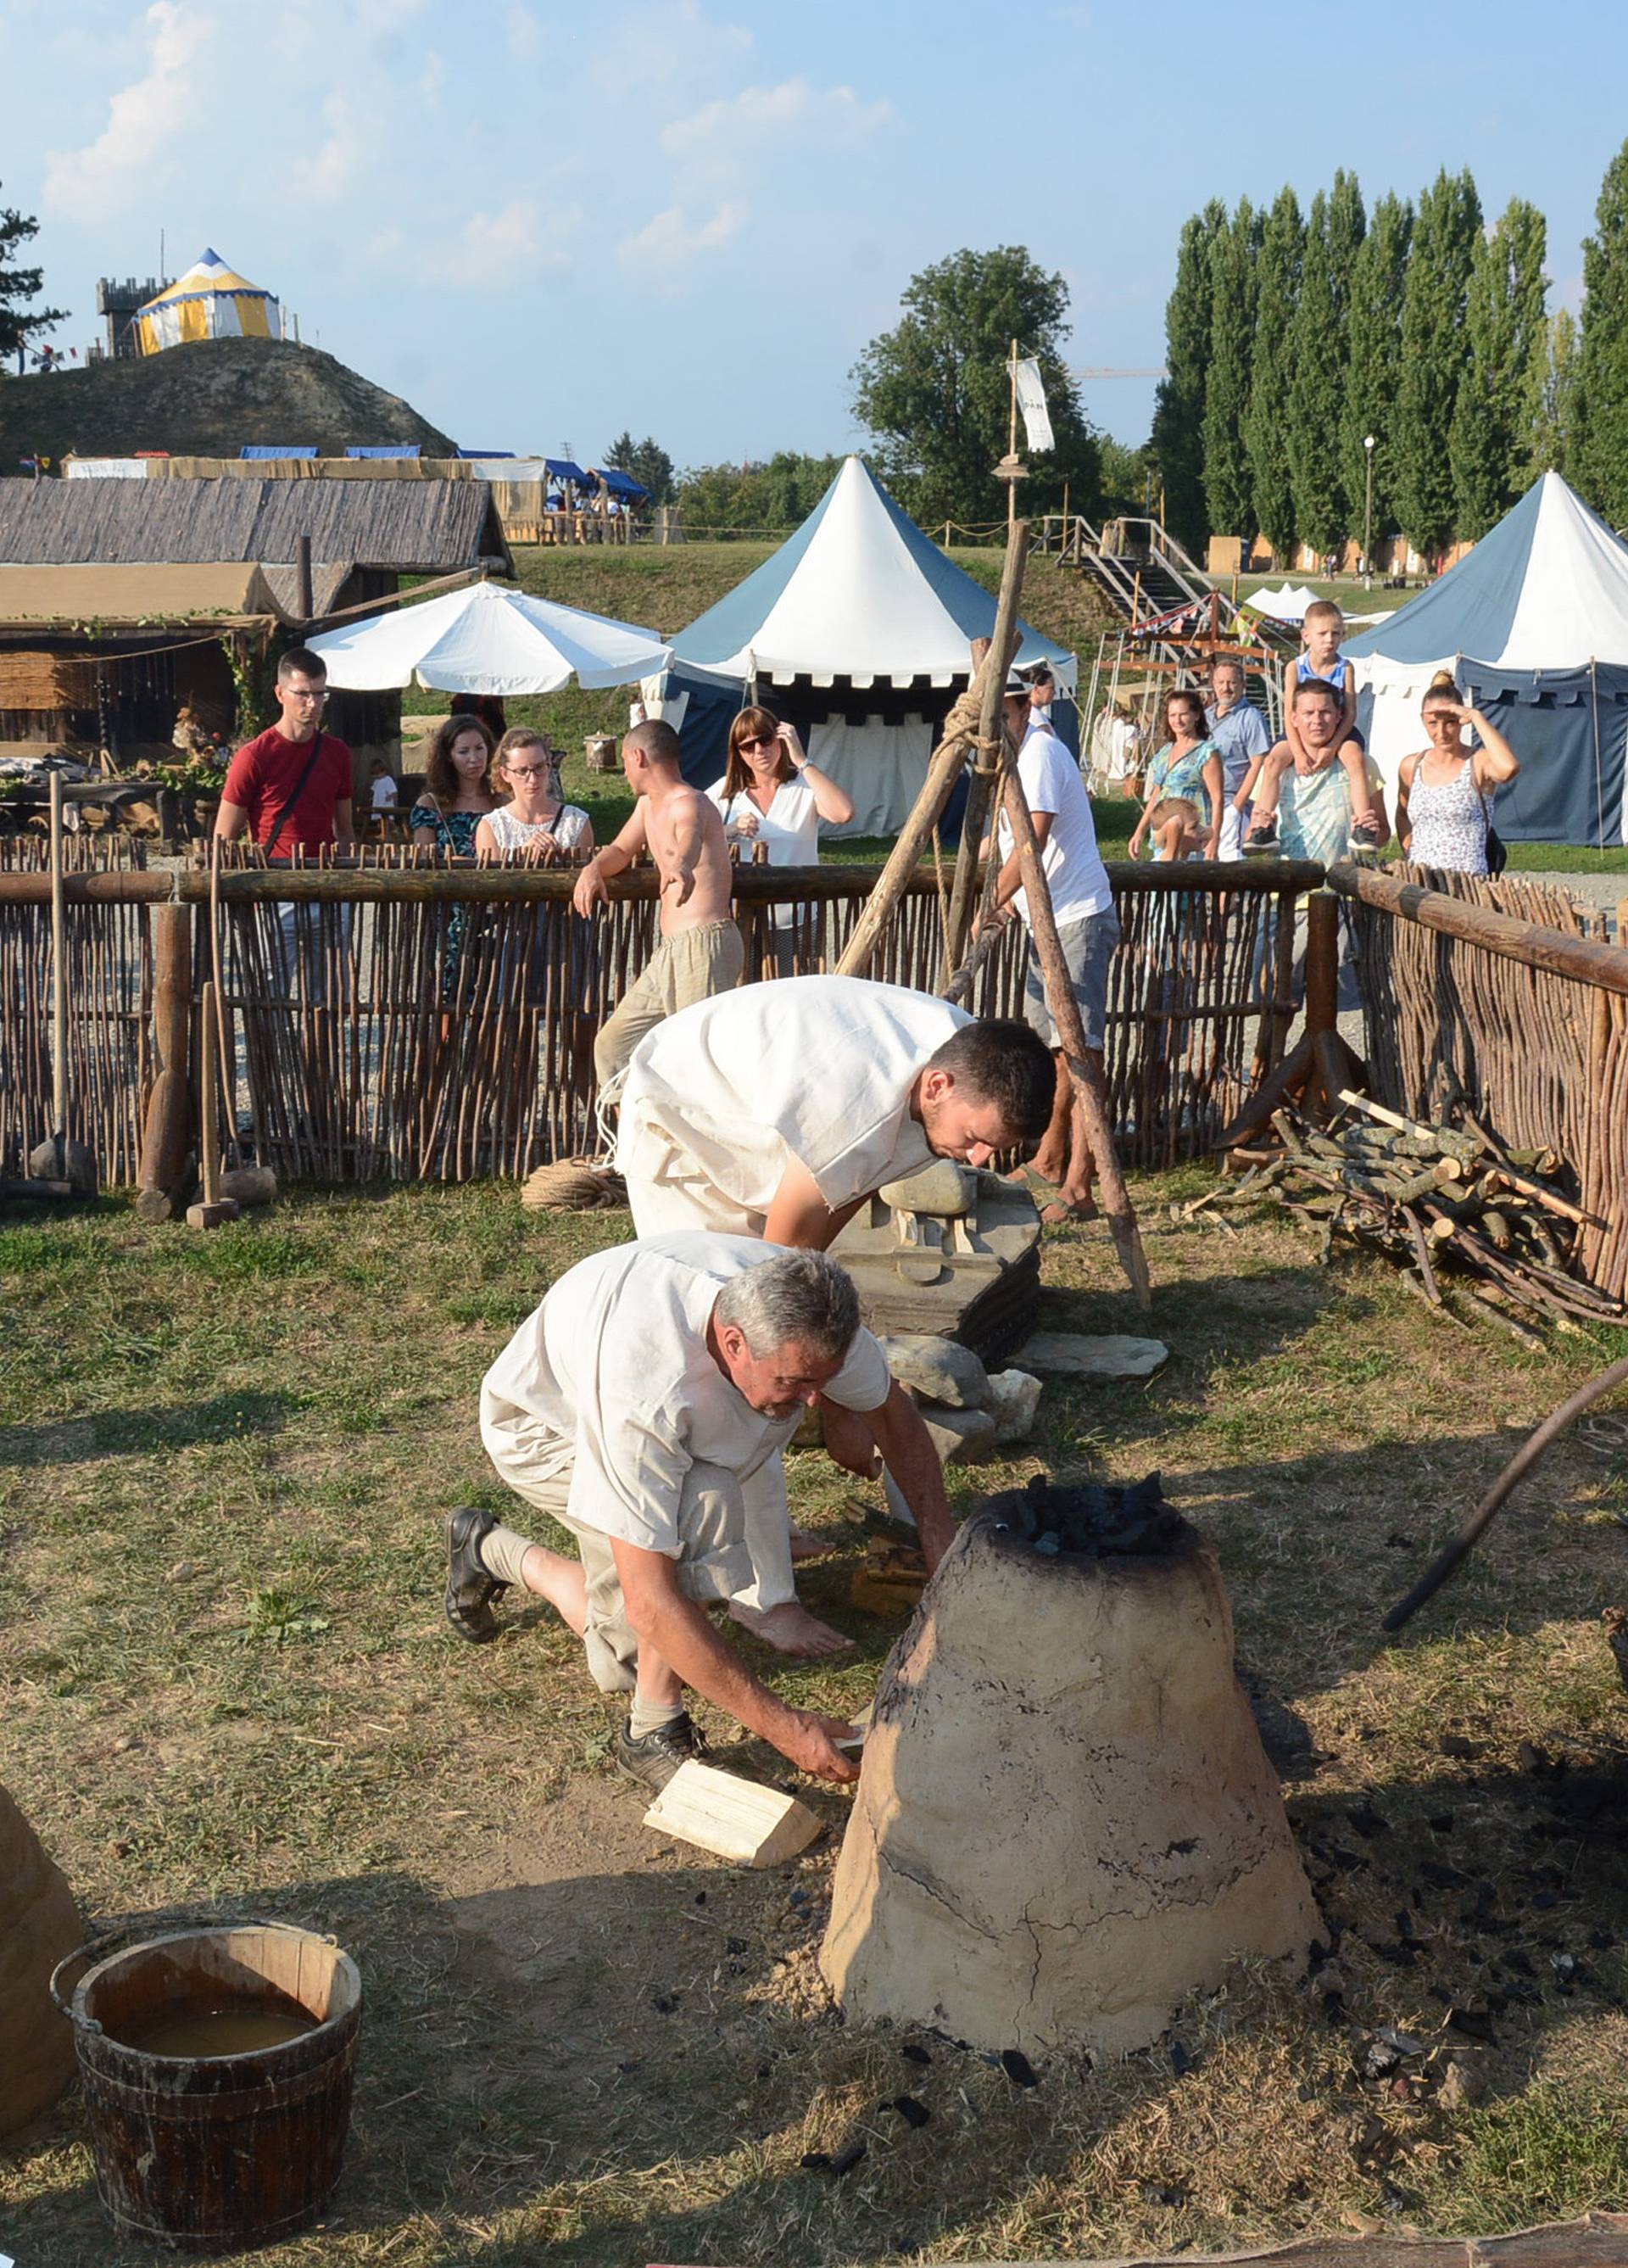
136, 903, 193, 1221
941, 530, 1028, 984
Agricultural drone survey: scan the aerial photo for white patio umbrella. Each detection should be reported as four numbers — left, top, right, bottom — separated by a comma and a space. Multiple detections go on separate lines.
306, 578, 671, 694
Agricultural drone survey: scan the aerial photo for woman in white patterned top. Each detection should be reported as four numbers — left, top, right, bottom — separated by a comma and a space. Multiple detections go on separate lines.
475, 729, 595, 862
1396, 673, 1519, 876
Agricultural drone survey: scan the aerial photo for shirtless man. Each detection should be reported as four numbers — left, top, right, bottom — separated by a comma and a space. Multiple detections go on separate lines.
572, 718, 742, 1092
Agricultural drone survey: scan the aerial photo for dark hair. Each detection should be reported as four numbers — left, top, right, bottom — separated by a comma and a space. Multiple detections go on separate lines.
724, 705, 792, 799
1291, 677, 1341, 710
625, 718, 683, 768
276, 645, 326, 685
1165, 687, 1207, 735
423, 712, 495, 807
925, 1019, 1057, 1145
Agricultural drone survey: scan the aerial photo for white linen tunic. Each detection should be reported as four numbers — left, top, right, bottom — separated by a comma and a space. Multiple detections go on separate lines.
479, 1232, 891, 1560
614, 975, 971, 1236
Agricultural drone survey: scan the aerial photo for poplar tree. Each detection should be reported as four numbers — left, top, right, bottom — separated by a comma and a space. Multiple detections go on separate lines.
1201, 198, 1259, 543
1151, 198, 1224, 549
1393, 168, 1482, 559
1531, 310, 1581, 478
1343, 192, 1413, 555
1448, 199, 1548, 537
1574, 139, 1628, 524
1287, 173, 1365, 556
1243, 187, 1304, 567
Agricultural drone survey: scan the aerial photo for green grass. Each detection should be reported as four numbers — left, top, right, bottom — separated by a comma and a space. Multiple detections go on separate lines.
3, 1181, 1628, 2264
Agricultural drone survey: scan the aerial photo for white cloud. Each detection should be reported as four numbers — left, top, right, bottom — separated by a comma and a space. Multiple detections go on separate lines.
506, 3, 542, 59
419, 198, 577, 288
293, 95, 362, 200
617, 198, 748, 279
595, 0, 751, 109
44, 2, 215, 223
661, 77, 891, 175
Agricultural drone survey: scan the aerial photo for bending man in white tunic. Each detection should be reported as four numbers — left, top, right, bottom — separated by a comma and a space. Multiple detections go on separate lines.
614, 975, 1056, 1656
446, 1237, 954, 1791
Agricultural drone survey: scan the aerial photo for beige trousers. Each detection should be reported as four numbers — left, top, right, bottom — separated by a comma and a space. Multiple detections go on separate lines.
593, 918, 745, 1092
482, 1415, 764, 1694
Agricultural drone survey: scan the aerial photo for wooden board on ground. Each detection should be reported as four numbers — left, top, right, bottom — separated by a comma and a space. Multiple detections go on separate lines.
641, 1760, 823, 1868
974, 2209, 1628, 2263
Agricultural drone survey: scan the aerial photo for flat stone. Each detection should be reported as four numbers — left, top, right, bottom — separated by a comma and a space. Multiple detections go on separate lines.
918, 1405, 998, 1466
878, 1333, 991, 1411
984, 1369, 1041, 1444
878, 1161, 974, 1217
1017, 1332, 1168, 1380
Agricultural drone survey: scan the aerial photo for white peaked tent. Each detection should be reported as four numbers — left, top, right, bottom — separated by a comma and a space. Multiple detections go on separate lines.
659, 455, 1076, 835
1345, 472, 1628, 844
306, 578, 671, 695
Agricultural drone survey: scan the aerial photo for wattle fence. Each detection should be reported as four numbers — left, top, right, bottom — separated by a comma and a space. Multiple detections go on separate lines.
0, 843, 1310, 1185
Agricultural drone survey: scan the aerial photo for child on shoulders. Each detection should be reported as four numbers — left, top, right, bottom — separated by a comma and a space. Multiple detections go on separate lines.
1242, 599, 1381, 853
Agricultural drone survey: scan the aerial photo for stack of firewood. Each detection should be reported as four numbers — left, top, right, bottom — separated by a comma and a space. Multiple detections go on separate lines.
1196, 1088, 1623, 1340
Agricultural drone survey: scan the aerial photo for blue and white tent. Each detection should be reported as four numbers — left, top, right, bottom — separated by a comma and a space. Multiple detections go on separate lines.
1346, 472, 1628, 846
655, 455, 1076, 835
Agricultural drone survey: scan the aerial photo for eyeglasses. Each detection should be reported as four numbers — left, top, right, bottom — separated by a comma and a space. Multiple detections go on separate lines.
504, 763, 552, 777
286, 688, 327, 702
736, 735, 776, 753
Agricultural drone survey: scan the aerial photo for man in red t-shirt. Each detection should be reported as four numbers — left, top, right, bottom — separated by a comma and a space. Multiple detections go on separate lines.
216, 646, 354, 856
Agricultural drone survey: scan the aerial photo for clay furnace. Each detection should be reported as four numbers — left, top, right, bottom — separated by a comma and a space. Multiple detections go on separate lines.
821, 1478, 1318, 2057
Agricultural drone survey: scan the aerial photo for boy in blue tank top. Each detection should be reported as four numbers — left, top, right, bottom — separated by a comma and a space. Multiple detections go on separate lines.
1241, 599, 1383, 852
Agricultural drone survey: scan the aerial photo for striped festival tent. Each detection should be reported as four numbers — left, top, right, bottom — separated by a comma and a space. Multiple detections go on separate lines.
136, 250, 282, 355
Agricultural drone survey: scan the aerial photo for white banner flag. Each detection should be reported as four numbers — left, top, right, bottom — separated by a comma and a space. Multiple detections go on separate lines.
1013, 357, 1055, 454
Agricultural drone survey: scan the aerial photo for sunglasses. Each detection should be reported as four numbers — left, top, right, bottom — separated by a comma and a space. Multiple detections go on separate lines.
736, 734, 777, 753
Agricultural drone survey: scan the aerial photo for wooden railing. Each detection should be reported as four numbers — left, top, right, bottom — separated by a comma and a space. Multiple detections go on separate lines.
1331, 860, 1628, 1299
0, 845, 1317, 1187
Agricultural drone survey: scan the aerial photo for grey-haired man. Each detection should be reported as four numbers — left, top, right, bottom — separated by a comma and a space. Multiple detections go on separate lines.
444, 1235, 953, 1790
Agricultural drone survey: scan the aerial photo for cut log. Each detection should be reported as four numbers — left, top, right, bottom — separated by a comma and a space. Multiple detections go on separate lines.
641, 1760, 824, 1867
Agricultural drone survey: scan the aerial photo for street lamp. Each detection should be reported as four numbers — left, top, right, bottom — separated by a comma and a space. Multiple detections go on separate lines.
1363, 435, 1376, 589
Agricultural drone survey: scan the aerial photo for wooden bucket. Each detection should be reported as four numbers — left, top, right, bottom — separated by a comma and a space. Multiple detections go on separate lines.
52, 1921, 362, 2252
584, 734, 619, 774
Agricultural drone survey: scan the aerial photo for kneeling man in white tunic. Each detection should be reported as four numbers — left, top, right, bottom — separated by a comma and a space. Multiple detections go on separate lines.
445, 1237, 954, 1791
614, 975, 1054, 1657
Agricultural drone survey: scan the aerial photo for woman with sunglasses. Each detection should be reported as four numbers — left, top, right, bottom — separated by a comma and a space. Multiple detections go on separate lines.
708, 707, 854, 969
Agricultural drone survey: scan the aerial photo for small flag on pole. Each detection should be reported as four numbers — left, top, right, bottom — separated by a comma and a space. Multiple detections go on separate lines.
1013, 358, 1055, 454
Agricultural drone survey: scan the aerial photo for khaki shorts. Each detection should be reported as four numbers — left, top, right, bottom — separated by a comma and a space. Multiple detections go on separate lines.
593, 919, 744, 1092
483, 1411, 755, 1695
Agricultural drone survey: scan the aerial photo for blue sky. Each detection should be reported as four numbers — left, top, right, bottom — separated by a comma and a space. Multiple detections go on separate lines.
1, 0, 1622, 468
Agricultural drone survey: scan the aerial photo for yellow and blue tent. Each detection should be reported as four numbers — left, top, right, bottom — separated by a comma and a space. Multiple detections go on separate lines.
136, 250, 281, 355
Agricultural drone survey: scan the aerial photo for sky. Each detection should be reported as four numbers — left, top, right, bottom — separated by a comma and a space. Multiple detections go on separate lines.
1, 0, 1624, 470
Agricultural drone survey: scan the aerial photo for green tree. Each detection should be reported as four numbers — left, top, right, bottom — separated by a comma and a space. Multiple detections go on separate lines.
1244, 187, 1304, 567
1531, 309, 1581, 477
850, 245, 1101, 528
1097, 434, 1156, 518
1287, 174, 1366, 556
1393, 167, 1482, 558
603, 431, 676, 505
0, 187, 68, 360
1150, 199, 1224, 549
1574, 139, 1628, 522
1343, 191, 1413, 556
1448, 198, 1548, 538
1201, 198, 1259, 544
675, 453, 845, 534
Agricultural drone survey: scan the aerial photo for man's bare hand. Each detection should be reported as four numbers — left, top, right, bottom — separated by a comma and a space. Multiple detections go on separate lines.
775, 1708, 861, 1782
661, 863, 696, 906
820, 1398, 882, 1480
572, 860, 608, 917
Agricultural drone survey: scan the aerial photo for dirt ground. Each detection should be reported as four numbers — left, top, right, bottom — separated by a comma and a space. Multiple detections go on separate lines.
3, 1179, 1627, 2265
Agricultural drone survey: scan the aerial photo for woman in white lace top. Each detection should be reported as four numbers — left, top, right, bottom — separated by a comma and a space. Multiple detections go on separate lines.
1396, 673, 1519, 876
475, 729, 595, 862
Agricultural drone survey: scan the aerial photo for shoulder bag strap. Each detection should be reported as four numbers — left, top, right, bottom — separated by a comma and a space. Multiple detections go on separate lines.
262, 730, 328, 861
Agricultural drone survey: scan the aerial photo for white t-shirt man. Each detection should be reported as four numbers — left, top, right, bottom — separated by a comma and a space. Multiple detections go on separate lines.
995, 722, 1112, 929
615, 975, 970, 1237
479, 1232, 891, 1559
